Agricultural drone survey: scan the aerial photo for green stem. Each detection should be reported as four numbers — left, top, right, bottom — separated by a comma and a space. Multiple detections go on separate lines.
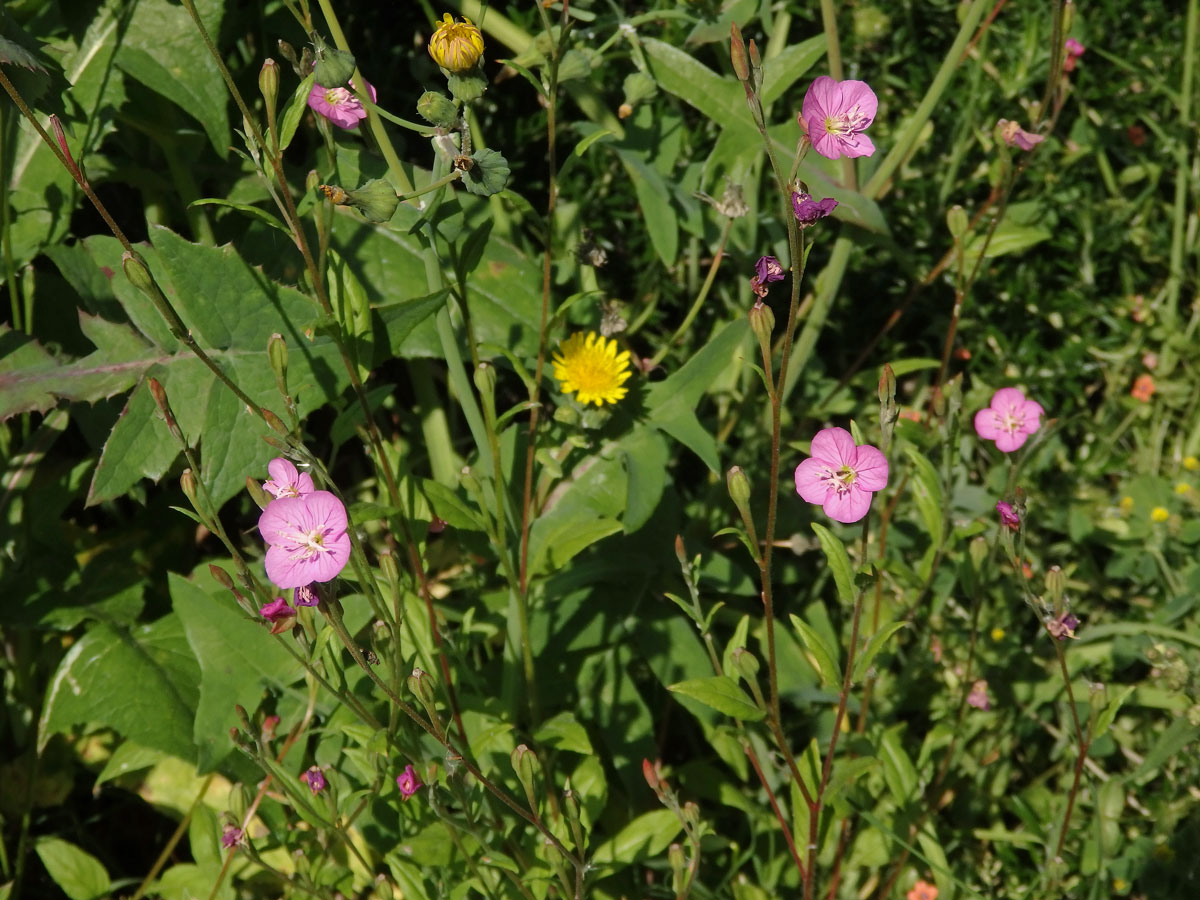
1165, 0, 1198, 331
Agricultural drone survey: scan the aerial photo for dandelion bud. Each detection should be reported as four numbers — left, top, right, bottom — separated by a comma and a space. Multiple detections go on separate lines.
346, 179, 399, 224
416, 90, 459, 128
511, 744, 542, 813
259, 59, 279, 114
729, 23, 750, 82
428, 13, 485, 74
313, 45, 356, 89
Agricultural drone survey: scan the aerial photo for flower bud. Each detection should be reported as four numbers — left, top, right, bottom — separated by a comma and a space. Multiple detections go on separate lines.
267, 332, 288, 386
180, 468, 199, 507
731, 646, 761, 682
277, 40, 299, 71
121, 251, 155, 295
674, 535, 687, 566
946, 204, 968, 240
474, 361, 497, 400
727, 465, 751, 508
262, 409, 289, 436
669, 843, 687, 893
749, 302, 775, 360
729, 23, 750, 82
259, 59, 279, 115
313, 45, 356, 89
416, 90, 459, 128
1045, 565, 1065, 604
968, 535, 988, 571
305, 169, 320, 195
428, 13, 485, 73
209, 565, 234, 589
379, 551, 400, 587
511, 744, 542, 813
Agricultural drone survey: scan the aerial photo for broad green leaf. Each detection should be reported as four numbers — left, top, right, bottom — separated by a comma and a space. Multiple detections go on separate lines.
621, 426, 669, 533
759, 36, 827, 106
904, 445, 945, 552
39, 615, 199, 759
613, 145, 678, 265
591, 809, 682, 869
115, 0, 230, 155
171, 572, 306, 771
667, 676, 763, 721
917, 825, 955, 900
641, 38, 750, 132
420, 479, 485, 530
646, 318, 749, 472
95, 741, 164, 786
852, 622, 909, 683
534, 712, 594, 755
527, 453, 627, 577
789, 614, 841, 687
811, 523, 855, 604
964, 219, 1051, 264
34, 838, 109, 900
877, 725, 919, 804
279, 72, 316, 152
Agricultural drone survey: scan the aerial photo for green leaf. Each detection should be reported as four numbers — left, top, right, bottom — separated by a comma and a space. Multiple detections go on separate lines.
811, 523, 855, 604
39, 616, 199, 759
527, 453, 627, 577
646, 318, 749, 472
1093, 685, 1136, 739
34, 838, 109, 900
621, 426, 669, 533
917, 825, 956, 900
1132, 718, 1200, 783
279, 72, 315, 152
420, 479, 485, 530
327, 249, 374, 382
640, 38, 749, 132
534, 712, 594, 755
789, 614, 841, 687
667, 676, 763, 721
904, 446, 945, 551
723, 614, 751, 679
852, 622, 909, 683
171, 572, 305, 771
591, 809, 682, 869
612, 144, 678, 265
877, 724, 919, 804
759, 36, 827, 105
190, 198, 289, 234
115, 0, 230, 156
964, 219, 1051, 264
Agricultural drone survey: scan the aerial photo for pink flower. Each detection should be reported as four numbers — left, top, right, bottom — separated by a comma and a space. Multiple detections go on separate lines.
996, 501, 1020, 531
997, 119, 1044, 152
967, 679, 990, 711
301, 766, 327, 794
307, 79, 377, 130
397, 764, 422, 799
263, 458, 315, 499
974, 388, 1045, 452
258, 491, 351, 588
259, 597, 295, 621
220, 824, 244, 850
1063, 37, 1085, 72
800, 76, 878, 160
792, 192, 838, 226
794, 427, 889, 524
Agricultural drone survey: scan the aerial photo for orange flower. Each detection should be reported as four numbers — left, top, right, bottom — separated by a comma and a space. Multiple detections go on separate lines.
1131, 374, 1155, 402
907, 881, 938, 900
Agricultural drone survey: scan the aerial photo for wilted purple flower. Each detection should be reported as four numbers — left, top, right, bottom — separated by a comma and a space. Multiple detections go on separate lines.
397, 764, 423, 799
792, 192, 838, 227
259, 597, 295, 621
967, 679, 991, 711
1046, 612, 1080, 641
800, 76, 878, 159
263, 458, 315, 499
996, 501, 1020, 531
997, 119, 1045, 152
258, 491, 351, 588
301, 766, 327, 794
750, 255, 786, 297
220, 824, 244, 849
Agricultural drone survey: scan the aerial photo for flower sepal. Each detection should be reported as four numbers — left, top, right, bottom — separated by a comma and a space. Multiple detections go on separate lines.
312, 37, 356, 89
446, 70, 488, 103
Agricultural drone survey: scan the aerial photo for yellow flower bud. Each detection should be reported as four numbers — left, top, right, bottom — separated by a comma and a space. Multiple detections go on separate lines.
428, 13, 484, 74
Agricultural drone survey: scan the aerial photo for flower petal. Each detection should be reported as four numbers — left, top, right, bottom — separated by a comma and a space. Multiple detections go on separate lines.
801, 75, 836, 124
809, 427, 857, 467
973, 408, 1002, 441
990, 387, 1028, 415
839, 80, 878, 124
823, 487, 872, 523
837, 132, 876, 158
851, 444, 889, 492
795, 459, 832, 504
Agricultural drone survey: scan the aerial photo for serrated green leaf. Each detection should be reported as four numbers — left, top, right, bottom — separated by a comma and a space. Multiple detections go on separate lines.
667, 675, 763, 720
852, 622, 909, 683
789, 614, 841, 687
811, 523, 855, 604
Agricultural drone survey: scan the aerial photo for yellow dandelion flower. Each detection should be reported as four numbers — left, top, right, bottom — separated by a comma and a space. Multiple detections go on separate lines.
552, 331, 632, 406
990, 627, 1006, 642
1119, 496, 1134, 514
428, 13, 485, 73
1175, 482, 1191, 495
1151, 506, 1169, 523
1185, 456, 1199, 471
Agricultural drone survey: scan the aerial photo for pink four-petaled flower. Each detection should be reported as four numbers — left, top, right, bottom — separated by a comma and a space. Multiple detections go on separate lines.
259, 490, 351, 588
307, 79, 377, 130
794, 427, 889, 524
263, 458, 315, 499
801, 76, 878, 160
974, 388, 1045, 452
